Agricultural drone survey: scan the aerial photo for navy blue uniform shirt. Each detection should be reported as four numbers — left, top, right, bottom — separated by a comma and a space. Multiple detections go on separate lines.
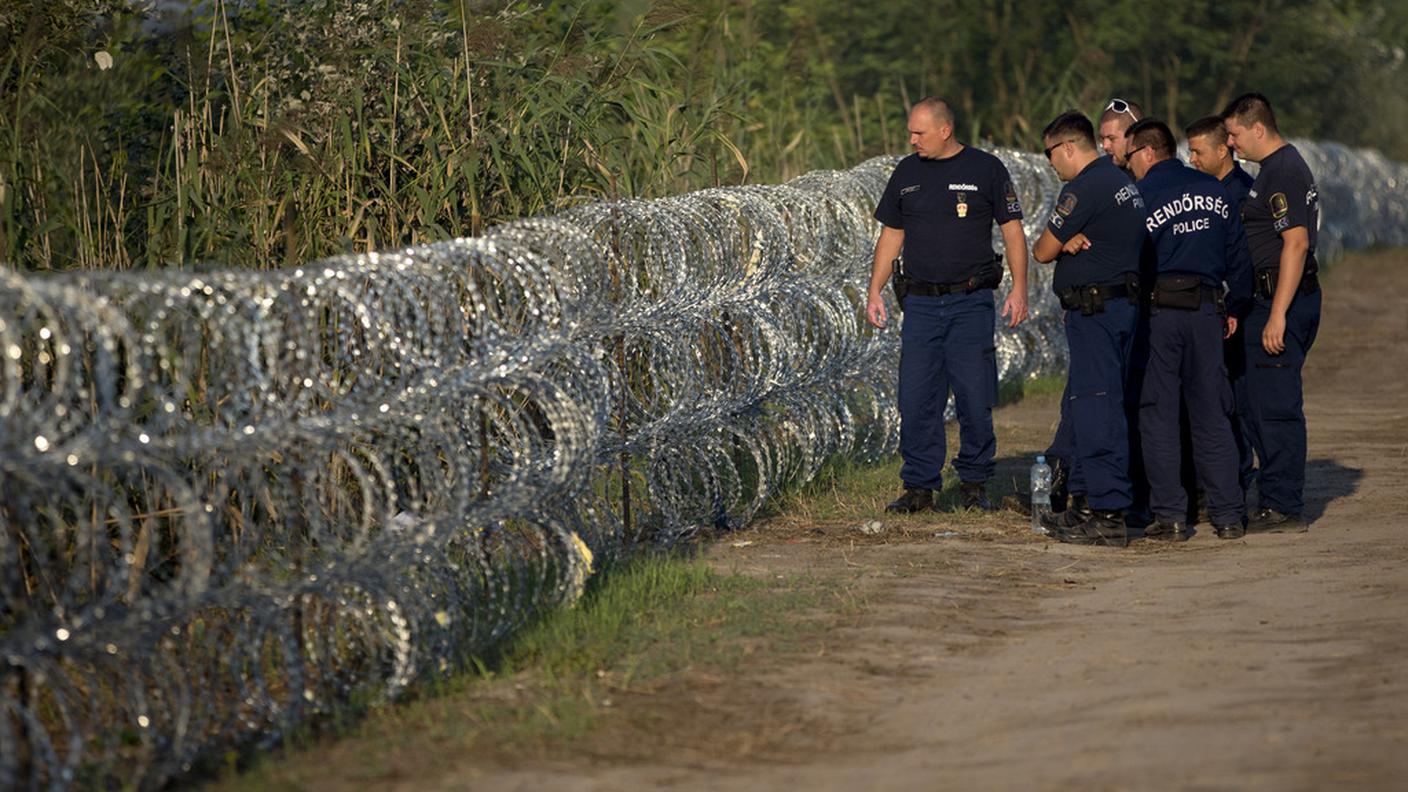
875, 146, 1023, 284
1138, 159, 1252, 299
1046, 156, 1147, 293
1220, 162, 1254, 215
1242, 144, 1319, 272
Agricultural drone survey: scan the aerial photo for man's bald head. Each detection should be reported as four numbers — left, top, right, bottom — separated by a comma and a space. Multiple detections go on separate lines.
910, 96, 956, 128
907, 96, 958, 159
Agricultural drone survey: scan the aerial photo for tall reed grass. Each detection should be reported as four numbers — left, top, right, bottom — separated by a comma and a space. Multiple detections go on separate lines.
1, 0, 916, 272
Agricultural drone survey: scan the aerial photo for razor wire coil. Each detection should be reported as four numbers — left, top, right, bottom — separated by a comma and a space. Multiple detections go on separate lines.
1, 141, 1404, 788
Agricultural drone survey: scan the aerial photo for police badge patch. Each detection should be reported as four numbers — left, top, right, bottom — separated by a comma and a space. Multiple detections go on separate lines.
1270, 192, 1289, 219
1056, 193, 1078, 216
1004, 181, 1021, 214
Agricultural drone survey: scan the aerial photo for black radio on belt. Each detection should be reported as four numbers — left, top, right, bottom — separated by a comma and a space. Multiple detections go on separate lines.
1253, 269, 1320, 300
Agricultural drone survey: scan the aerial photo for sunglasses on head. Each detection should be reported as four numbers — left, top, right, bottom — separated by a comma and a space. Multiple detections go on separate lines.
1106, 98, 1138, 120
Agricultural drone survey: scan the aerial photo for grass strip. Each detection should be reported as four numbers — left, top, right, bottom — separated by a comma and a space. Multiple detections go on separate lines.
207, 552, 829, 789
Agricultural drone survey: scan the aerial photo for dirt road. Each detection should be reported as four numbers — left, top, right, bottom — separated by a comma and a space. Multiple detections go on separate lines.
411, 250, 1408, 791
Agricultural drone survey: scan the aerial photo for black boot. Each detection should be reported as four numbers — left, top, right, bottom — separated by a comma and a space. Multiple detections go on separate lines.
1144, 519, 1190, 542
885, 487, 934, 514
1246, 508, 1306, 534
1053, 509, 1129, 548
1213, 522, 1246, 539
959, 481, 992, 511
1040, 500, 1092, 532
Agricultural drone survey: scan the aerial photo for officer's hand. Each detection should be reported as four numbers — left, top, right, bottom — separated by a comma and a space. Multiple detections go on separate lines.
1001, 290, 1028, 328
1223, 316, 1238, 339
866, 291, 888, 329
1261, 312, 1287, 355
1060, 233, 1092, 255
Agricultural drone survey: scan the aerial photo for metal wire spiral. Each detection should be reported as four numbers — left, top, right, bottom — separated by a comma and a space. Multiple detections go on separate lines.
1, 141, 1403, 788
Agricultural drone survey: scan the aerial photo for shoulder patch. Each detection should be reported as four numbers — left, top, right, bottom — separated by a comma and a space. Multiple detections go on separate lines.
1056, 193, 1078, 217
1270, 192, 1288, 219
1004, 181, 1022, 213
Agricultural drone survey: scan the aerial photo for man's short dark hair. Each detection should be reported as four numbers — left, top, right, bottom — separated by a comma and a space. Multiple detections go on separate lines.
913, 96, 956, 128
1221, 92, 1279, 134
1042, 110, 1096, 150
1126, 118, 1177, 160
1184, 115, 1229, 147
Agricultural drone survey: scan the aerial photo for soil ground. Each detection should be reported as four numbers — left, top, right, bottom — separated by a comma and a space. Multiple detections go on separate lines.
273, 250, 1408, 791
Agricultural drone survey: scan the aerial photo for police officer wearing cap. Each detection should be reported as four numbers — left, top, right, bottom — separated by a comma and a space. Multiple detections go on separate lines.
1186, 115, 1258, 498
867, 97, 1030, 514
1221, 92, 1321, 533
1033, 110, 1148, 547
1124, 118, 1252, 540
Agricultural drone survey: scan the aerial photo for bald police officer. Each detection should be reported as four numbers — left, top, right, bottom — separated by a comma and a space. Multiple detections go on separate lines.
1033, 110, 1148, 547
1221, 92, 1321, 533
1124, 118, 1252, 540
867, 97, 1030, 514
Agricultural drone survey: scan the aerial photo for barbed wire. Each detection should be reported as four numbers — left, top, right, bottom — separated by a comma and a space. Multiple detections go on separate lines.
1, 141, 1403, 788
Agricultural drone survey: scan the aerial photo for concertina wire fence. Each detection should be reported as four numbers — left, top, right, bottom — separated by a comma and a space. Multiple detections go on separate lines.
2, 142, 1406, 788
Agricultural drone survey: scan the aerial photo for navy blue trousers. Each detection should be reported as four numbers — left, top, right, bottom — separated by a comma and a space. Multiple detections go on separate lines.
1139, 305, 1244, 525
1063, 299, 1139, 510
1244, 290, 1321, 515
898, 291, 998, 490
1224, 328, 1257, 489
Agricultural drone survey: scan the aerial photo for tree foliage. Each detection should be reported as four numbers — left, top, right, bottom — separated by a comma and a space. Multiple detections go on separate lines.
1, 0, 1405, 271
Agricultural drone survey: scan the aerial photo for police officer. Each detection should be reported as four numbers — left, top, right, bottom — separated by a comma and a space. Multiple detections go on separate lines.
1042, 97, 1149, 519
1098, 98, 1145, 171
867, 97, 1030, 513
1124, 118, 1252, 540
1221, 92, 1321, 533
1033, 110, 1148, 546
1186, 115, 1258, 498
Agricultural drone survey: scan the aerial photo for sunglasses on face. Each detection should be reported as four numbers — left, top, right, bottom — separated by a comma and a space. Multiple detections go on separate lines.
1044, 139, 1072, 159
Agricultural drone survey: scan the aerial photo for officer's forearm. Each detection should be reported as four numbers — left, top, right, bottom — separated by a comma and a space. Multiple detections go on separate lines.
1000, 221, 1029, 292
870, 227, 904, 296
1272, 230, 1309, 315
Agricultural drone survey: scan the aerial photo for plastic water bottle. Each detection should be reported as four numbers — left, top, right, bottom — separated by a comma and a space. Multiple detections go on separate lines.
1030, 454, 1052, 533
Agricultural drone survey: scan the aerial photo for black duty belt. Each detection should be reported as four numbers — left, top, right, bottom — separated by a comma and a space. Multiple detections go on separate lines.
891, 257, 1003, 311
905, 275, 997, 297
1058, 275, 1140, 315
1151, 274, 1224, 312
1253, 269, 1320, 299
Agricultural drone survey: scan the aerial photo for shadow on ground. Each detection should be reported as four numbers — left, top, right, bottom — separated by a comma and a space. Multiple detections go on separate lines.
1303, 458, 1364, 522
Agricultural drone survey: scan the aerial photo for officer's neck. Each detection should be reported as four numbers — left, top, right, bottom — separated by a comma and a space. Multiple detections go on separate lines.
928, 140, 965, 160
1069, 150, 1100, 174
1257, 136, 1288, 163
1213, 158, 1235, 181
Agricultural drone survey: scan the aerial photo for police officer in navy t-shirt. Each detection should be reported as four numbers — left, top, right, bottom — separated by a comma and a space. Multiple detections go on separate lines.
1125, 118, 1252, 541
867, 97, 1031, 514
1032, 110, 1148, 547
1221, 92, 1321, 533
1187, 115, 1258, 497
